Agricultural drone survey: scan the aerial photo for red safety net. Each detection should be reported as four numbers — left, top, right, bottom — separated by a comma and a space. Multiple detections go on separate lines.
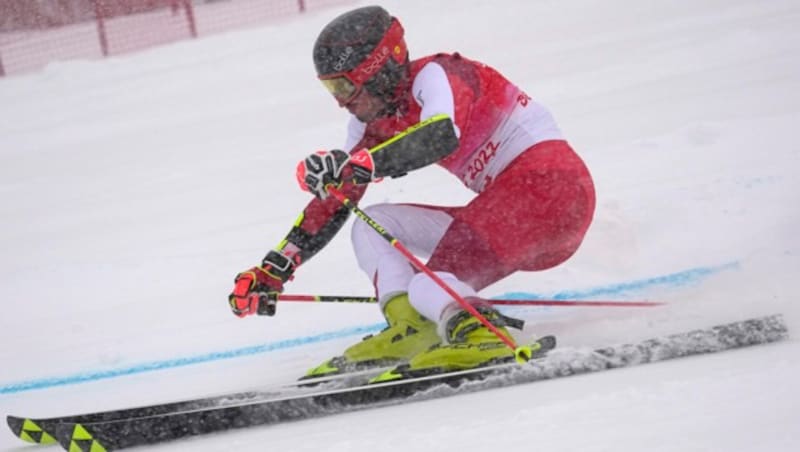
0, 0, 351, 77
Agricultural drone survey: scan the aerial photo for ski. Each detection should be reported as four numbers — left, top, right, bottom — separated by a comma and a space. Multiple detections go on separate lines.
50, 336, 557, 451
5, 365, 387, 446
39, 314, 786, 451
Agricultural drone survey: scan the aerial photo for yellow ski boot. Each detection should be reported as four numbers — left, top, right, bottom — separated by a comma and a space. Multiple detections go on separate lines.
371, 304, 522, 382
303, 293, 440, 378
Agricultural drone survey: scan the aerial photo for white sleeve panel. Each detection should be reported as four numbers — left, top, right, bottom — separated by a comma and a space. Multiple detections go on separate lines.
412, 62, 461, 137
344, 115, 367, 151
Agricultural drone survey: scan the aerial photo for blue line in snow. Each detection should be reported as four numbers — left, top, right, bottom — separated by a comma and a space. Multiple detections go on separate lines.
0, 262, 737, 396
0, 323, 385, 395
496, 262, 739, 300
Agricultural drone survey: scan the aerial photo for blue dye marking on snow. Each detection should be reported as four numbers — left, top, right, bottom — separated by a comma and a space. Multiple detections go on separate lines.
495, 262, 738, 301
0, 323, 385, 395
0, 262, 737, 395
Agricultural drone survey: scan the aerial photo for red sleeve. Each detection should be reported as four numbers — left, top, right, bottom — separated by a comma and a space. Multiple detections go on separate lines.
298, 180, 366, 235
276, 139, 372, 265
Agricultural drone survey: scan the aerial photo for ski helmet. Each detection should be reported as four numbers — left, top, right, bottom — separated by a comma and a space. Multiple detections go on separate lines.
313, 6, 409, 108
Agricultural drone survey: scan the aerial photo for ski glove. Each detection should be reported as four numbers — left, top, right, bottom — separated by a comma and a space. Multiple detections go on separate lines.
228, 250, 296, 317
296, 150, 349, 199
296, 149, 375, 199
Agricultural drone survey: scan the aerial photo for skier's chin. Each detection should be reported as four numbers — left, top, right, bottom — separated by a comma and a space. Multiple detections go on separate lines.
345, 104, 379, 122
354, 110, 381, 123
347, 102, 388, 123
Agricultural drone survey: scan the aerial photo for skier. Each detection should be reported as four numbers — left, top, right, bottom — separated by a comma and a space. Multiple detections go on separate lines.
228, 6, 595, 380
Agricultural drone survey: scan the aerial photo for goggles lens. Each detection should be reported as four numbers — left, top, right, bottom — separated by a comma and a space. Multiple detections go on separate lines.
321, 76, 358, 103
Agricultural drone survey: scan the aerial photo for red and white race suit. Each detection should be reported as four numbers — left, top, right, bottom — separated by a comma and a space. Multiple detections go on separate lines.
299, 53, 596, 322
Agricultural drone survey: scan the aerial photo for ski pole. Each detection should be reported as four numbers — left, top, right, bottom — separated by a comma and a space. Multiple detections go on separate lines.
269, 293, 664, 308
324, 186, 533, 363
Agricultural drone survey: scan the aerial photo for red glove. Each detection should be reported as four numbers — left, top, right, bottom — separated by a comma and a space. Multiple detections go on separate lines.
228, 250, 296, 317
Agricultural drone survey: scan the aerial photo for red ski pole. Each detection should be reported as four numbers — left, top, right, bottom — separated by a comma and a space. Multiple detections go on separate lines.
271, 293, 664, 308
488, 299, 663, 307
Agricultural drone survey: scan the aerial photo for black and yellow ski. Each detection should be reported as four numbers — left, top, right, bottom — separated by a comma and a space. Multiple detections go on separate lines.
5, 366, 384, 447
6, 315, 788, 451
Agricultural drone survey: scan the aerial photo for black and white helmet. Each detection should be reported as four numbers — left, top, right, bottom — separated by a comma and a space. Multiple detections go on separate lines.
313, 6, 409, 109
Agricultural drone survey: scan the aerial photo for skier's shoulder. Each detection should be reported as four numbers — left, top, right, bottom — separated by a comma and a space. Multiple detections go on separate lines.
410, 52, 507, 93
409, 53, 479, 98
411, 52, 483, 70
412, 52, 500, 76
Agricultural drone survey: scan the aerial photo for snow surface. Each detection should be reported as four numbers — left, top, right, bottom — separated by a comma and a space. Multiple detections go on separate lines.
1, 0, 799, 450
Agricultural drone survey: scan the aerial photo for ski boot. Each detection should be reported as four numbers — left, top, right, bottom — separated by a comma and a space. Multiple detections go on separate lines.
371, 303, 524, 382
303, 293, 441, 379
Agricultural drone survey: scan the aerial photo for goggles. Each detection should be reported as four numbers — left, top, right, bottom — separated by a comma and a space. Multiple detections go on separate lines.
320, 76, 359, 104
318, 19, 407, 106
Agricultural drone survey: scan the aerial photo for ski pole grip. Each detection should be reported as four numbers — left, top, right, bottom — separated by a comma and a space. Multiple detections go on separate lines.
256, 293, 278, 316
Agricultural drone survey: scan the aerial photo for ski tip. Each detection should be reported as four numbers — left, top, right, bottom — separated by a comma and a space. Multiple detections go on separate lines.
6, 416, 22, 437
539, 335, 557, 350
56, 422, 109, 452
6, 416, 57, 444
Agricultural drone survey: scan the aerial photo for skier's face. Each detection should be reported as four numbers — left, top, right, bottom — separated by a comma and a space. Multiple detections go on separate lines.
343, 89, 387, 123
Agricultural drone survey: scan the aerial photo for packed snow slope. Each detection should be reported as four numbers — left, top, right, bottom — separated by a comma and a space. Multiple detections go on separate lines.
1, 0, 799, 450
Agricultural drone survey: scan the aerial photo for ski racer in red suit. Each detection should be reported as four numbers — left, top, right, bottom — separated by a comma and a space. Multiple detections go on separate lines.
229, 6, 595, 380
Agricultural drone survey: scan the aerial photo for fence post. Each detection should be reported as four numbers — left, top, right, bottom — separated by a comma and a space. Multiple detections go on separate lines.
298, 0, 306, 13
182, 0, 197, 38
92, 0, 109, 57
